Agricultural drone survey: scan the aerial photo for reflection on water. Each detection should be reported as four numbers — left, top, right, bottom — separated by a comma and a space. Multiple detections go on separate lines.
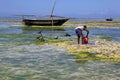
0, 22, 120, 79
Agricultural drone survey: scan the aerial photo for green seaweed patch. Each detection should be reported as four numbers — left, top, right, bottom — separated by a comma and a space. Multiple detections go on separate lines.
74, 52, 101, 63
97, 57, 120, 62
73, 52, 120, 63
22, 26, 65, 31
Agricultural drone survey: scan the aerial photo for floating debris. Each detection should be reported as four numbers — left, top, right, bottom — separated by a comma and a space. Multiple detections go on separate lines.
64, 33, 71, 37
53, 36, 59, 39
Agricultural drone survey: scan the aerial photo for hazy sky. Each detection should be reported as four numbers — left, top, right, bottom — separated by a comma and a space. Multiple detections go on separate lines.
0, 0, 120, 18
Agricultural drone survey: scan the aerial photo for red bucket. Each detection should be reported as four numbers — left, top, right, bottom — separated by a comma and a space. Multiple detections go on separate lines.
83, 37, 88, 44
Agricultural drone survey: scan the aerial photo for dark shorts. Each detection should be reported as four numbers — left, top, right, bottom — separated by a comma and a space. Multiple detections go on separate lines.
75, 28, 82, 35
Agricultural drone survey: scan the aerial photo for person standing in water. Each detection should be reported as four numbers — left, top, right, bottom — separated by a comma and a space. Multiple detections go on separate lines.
75, 25, 89, 44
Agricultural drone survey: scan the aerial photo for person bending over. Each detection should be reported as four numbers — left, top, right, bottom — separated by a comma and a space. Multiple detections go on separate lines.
75, 25, 89, 44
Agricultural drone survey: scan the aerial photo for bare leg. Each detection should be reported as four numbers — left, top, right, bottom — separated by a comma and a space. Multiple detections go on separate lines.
77, 34, 84, 44
77, 34, 80, 44
81, 34, 84, 44
78, 37, 80, 44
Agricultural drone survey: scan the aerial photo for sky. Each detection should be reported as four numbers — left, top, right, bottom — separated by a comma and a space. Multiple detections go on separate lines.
0, 0, 120, 18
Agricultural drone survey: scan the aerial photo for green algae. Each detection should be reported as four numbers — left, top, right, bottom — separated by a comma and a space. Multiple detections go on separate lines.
73, 52, 120, 63
74, 52, 101, 62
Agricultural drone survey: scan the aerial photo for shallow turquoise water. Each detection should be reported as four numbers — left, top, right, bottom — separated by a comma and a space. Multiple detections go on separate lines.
0, 22, 120, 80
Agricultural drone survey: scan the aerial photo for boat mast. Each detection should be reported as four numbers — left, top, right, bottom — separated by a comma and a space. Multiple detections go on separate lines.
50, 0, 57, 17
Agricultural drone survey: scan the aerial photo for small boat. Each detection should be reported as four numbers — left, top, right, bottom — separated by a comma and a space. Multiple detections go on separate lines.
23, 0, 69, 26
106, 18, 113, 21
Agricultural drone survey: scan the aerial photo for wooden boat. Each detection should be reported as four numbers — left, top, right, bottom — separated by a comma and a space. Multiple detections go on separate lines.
23, 0, 69, 26
23, 16, 69, 26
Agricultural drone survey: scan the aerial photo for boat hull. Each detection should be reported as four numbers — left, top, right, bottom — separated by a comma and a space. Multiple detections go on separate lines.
23, 18, 69, 26
106, 18, 113, 21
